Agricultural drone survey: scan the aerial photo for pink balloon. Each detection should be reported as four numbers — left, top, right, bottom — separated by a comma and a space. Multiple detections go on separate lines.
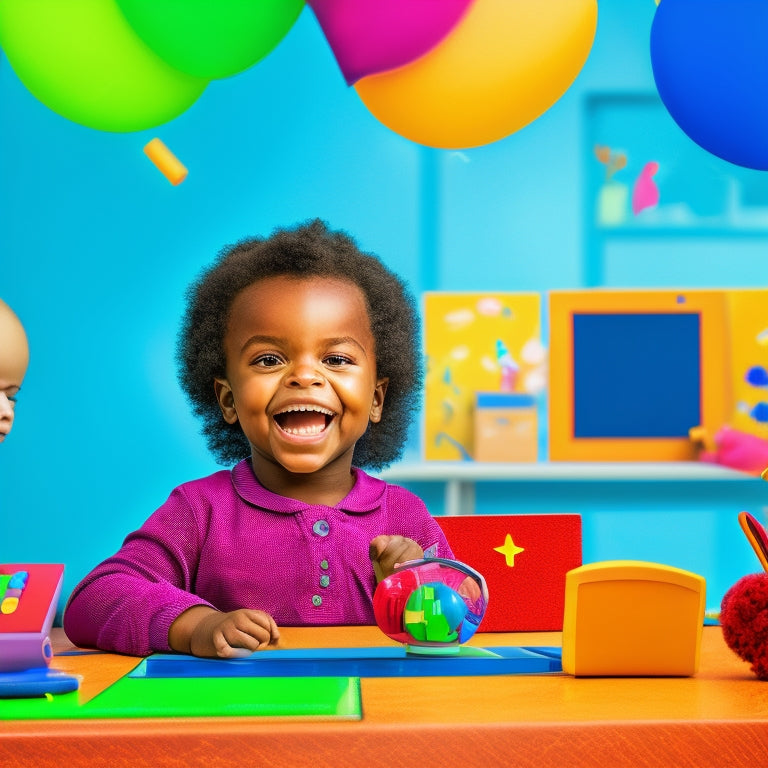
308, 0, 475, 85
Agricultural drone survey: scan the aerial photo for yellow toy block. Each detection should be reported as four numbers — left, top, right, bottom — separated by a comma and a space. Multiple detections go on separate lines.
562, 560, 705, 677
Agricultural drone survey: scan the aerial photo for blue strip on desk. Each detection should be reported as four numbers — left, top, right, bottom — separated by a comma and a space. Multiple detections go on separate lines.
132, 646, 563, 679
0, 668, 81, 698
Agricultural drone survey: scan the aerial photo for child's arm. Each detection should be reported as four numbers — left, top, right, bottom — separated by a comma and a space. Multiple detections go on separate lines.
63, 481, 252, 657
369, 534, 424, 582
169, 605, 280, 657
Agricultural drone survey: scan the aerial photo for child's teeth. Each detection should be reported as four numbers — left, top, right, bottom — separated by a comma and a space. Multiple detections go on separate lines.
282, 425, 325, 435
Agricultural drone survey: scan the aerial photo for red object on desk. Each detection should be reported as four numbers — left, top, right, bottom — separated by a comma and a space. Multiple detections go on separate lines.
437, 514, 582, 631
0, 564, 63, 634
1, 563, 65, 672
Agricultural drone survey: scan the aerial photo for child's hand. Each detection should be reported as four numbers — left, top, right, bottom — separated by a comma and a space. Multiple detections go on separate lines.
169, 605, 280, 658
369, 535, 424, 582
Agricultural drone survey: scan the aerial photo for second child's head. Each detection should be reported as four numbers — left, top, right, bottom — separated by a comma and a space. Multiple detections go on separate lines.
0, 299, 29, 444
178, 220, 421, 471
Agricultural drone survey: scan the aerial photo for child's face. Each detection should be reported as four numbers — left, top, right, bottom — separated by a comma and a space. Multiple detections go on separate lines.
0, 375, 23, 443
0, 304, 29, 443
215, 275, 388, 477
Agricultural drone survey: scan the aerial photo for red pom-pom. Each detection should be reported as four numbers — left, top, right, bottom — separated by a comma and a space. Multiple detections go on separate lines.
720, 572, 768, 680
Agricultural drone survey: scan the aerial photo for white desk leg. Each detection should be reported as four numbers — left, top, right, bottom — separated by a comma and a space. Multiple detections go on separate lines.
445, 480, 475, 516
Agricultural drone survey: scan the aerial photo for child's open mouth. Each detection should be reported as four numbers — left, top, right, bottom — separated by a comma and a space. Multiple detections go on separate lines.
273, 404, 335, 436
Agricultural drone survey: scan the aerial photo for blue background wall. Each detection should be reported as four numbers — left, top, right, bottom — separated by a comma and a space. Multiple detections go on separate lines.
2, 2, 767, 616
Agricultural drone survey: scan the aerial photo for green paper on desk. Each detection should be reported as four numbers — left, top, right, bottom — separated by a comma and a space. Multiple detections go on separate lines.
0, 675, 361, 720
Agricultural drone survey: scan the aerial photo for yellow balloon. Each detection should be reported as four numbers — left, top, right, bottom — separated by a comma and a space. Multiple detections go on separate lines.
354, 0, 597, 149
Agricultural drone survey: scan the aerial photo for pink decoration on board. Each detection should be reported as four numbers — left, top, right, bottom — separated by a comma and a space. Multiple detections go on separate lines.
632, 161, 660, 215
307, 0, 474, 85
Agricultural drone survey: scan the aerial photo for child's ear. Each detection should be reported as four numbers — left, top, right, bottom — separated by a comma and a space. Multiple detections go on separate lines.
369, 377, 388, 423
214, 378, 238, 424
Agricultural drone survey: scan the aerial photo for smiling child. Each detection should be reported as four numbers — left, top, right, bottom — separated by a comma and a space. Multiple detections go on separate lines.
63, 220, 453, 658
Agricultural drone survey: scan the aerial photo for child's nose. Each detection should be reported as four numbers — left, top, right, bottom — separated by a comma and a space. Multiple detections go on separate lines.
286, 361, 324, 387
0, 392, 15, 419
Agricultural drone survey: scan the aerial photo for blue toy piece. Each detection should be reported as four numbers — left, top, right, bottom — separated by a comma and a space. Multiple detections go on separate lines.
0, 667, 80, 698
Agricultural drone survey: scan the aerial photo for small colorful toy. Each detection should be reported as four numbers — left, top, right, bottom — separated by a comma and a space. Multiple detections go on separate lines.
0, 563, 81, 698
372, 558, 488, 654
0, 563, 65, 672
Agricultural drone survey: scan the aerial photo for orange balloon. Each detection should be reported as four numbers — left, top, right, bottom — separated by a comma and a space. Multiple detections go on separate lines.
354, 0, 597, 149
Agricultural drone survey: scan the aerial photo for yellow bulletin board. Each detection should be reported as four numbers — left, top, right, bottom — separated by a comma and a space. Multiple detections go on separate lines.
423, 292, 543, 461
725, 289, 768, 440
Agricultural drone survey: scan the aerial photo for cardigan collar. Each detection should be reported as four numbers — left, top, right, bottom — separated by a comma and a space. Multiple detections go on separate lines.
230, 459, 386, 514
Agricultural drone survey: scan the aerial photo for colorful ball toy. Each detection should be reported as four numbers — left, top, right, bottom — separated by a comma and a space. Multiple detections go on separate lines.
373, 558, 488, 654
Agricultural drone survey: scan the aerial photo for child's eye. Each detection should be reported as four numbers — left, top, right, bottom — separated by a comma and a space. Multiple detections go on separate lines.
324, 354, 352, 367
253, 354, 284, 368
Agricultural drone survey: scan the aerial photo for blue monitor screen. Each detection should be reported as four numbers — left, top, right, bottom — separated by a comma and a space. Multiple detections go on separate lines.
572, 312, 702, 438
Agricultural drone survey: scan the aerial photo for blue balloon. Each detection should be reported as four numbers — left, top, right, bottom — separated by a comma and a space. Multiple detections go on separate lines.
650, 0, 768, 171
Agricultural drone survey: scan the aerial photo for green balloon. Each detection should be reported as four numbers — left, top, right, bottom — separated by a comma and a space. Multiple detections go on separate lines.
0, 0, 209, 133
116, 0, 305, 80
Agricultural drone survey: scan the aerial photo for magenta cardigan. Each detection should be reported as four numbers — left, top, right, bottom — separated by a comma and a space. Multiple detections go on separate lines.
63, 460, 453, 656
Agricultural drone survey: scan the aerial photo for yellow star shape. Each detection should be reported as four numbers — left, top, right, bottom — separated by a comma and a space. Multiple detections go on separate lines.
494, 534, 525, 567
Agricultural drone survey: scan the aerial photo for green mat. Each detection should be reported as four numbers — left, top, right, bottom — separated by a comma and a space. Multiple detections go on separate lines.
0, 675, 361, 720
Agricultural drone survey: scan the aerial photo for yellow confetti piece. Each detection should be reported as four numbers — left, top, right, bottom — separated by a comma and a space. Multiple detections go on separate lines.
144, 138, 188, 185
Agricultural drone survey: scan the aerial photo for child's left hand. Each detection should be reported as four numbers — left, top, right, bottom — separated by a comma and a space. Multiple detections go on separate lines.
369, 535, 423, 582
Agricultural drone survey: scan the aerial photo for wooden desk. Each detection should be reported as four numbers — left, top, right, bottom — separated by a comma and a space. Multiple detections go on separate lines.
2, 626, 767, 768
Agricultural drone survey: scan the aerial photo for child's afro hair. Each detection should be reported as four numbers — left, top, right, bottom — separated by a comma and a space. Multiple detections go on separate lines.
176, 219, 422, 470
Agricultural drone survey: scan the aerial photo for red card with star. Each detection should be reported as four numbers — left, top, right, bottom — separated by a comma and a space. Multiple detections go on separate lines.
436, 514, 582, 631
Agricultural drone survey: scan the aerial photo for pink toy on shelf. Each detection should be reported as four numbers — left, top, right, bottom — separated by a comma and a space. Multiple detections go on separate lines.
632, 160, 660, 215
690, 425, 768, 476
